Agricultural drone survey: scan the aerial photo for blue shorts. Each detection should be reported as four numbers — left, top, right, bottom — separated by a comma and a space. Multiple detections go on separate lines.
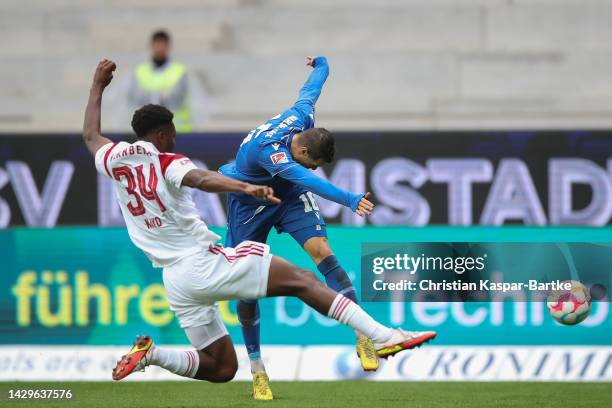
225, 190, 327, 247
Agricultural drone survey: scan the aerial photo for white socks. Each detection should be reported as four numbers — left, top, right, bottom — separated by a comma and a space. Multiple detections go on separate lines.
149, 346, 199, 378
327, 294, 393, 343
249, 358, 266, 373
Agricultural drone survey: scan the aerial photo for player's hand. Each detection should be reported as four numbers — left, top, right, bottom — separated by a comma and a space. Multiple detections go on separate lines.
305, 56, 315, 67
355, 192, 374, 216
92, 59, 116, 89
246, 184, 281, 204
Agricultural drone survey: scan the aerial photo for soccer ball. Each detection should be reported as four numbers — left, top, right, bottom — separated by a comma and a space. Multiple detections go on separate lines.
547, 280, 591, 325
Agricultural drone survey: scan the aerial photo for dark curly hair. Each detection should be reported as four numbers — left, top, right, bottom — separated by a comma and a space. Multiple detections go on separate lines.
131, 104, 174, 139
298, 128, 335, 163
151, 29, 170, 43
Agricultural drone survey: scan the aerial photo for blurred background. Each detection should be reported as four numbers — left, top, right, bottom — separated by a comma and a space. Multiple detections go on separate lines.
3, 0, 612, 132
0, 0, 611, 382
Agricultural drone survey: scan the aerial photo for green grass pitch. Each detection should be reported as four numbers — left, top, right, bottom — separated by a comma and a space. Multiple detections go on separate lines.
1, 381, 610, 407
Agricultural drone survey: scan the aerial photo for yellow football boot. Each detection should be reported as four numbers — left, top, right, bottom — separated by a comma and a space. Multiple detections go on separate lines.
356, 337, 379, 371
252, 371, 273, 401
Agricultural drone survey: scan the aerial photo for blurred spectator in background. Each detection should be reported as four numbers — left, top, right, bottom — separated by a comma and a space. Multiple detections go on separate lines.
127, 30, 193, 132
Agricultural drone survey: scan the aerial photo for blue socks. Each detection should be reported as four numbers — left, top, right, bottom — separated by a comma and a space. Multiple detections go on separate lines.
317, 255, 358, 303
237, 300, 262, 369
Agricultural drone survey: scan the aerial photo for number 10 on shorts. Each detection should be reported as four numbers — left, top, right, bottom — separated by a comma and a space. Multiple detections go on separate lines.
299, 192, 319, 212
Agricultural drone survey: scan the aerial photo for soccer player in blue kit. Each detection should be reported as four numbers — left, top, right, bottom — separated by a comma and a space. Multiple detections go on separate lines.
219, 56, 378, 399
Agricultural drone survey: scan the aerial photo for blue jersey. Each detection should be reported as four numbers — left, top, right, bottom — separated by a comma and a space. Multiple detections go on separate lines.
219, 107, 314, 201
219, 57, 326, 199
219, 57, 363, 211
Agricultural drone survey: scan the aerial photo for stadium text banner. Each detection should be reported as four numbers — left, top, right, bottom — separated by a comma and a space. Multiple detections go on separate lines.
1, 226, 611, 347
361, 242, 611, 302
2, 131, 612, 227
0, 345, 609, 382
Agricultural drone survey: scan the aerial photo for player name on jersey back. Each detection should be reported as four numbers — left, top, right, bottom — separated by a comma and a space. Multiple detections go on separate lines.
107, 143, 153, 161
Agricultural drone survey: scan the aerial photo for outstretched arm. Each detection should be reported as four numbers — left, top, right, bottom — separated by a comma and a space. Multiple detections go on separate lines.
294, 56, 329, 112
83, 59, 115, 156
182, 168, 280, 204
278, 164, 374, 216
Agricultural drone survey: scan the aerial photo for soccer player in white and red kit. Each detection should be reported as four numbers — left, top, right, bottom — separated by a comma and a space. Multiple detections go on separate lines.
84, 60, 436, 385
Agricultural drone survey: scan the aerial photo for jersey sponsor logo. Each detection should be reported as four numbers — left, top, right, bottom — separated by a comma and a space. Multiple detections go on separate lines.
270, 152, 289, 164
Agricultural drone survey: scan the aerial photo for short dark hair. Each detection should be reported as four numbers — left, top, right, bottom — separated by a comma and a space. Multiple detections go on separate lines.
298, 128, 335, 163
131, 104, 174, 139
151, 29, 170, 43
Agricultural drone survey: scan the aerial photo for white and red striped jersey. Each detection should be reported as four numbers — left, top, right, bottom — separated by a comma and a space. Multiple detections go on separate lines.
94, 140, 220, 267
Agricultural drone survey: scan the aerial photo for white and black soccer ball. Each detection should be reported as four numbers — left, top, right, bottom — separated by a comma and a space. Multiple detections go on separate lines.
547, 280, 592, 325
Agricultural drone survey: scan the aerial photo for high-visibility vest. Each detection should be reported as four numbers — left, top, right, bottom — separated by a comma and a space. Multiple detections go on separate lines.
135, 62, 193, 132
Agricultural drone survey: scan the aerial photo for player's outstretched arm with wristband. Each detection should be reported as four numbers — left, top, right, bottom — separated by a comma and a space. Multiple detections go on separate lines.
277, 164, 374, 216
182, 168, 281, 204
83, 59, 116, 156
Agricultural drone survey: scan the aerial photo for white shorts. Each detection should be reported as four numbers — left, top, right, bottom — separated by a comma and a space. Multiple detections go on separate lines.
183, 311, 229, 350
162, 240, 272, 331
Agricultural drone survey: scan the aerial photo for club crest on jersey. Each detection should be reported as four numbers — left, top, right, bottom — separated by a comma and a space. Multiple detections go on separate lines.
270, 152, 289, 164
